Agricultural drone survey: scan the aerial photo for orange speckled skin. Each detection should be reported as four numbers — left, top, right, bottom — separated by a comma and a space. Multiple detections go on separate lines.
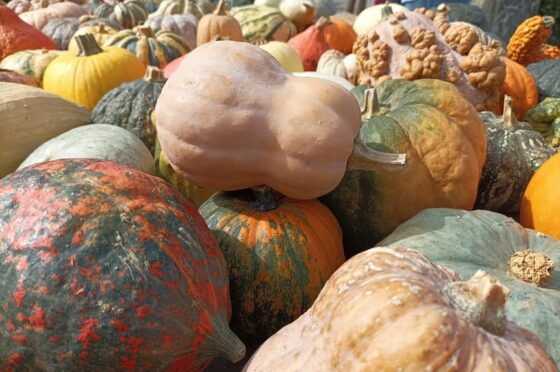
507, 16, 554, 66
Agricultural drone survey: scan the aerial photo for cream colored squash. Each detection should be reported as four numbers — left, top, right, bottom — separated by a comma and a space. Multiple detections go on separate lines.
259, 41, 304, 72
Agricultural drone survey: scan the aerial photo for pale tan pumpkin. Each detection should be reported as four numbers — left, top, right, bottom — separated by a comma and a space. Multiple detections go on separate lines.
19, 2, 88, 30
196, 0, 243, 46
245, 247, 557, 371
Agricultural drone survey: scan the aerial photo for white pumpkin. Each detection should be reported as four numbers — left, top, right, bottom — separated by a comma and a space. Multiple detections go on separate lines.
292, 71, 355, 91
18, 124, 156, 175
279, 0, 315, 30
260, 41, 304, 72
317, 49, 357, 83
353, 2, 407, 35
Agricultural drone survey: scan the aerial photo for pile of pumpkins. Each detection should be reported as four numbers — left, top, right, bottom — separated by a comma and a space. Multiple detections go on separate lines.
0, 0, 560, 370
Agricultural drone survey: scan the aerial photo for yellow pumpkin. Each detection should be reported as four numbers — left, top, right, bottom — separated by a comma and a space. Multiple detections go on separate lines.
259, 41, 303, 72
67, 23, 118, 55
43, 34, 146, 110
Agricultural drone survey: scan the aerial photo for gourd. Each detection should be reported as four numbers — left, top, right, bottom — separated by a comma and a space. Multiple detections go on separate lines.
92, 0, 148, 29
0, 83, 90, 178
0, 159, 245, 370
41, 17, 81, 50
67, 23, 118, 54
17, 124, 156, 175
43, 34, 146, 110
259, 41, 304, 72
232, 5, 297, 44
524, 97, 560, 148
155, 0, 214, 18
379, 208, 560, 366
199, 188, 345, 340
0, 7, 57, 61
196, 0, 243, 46
288, 17, 331, 71
145, 13, 198, 50
527, 59, 560, 100
92, 66, 166, 154
278, 0, 315, 31
104, 25, 190, 68
0, 69, 38, 86
317, 49, 357, 83
321, 80, 486, 256
0, 49, 63, 87
245, 246, 557, 371
475, 96, 555, 214
507, 15, 560, 66
321, 16, 356, 54
19, 2, 88, 30
498, 57, 538, 119
352, 1, 407, 36
154, 41, 405, 201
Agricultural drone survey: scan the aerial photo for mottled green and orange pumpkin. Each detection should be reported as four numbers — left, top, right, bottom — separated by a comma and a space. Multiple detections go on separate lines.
0, 159, 245, 370
0, 49, 63, 87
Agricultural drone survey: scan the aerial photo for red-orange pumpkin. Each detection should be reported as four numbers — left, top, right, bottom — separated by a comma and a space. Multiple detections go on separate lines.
288, 17, 332, 71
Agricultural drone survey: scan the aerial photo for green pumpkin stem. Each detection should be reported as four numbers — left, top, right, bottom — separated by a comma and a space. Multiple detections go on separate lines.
214, 0, 226, 15
251, 186, 280, 212
361, 88, 380, 119
75, 34, 103, 56
502, 95, 517, 129
381, 0, 394, 19
347, 137, 407, 172
144, 66, 166, 83
136, 25, 154, 38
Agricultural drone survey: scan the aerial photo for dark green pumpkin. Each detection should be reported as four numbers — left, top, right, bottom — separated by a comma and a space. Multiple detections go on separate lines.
431, 3, 488, 30
527, 59, 560, 101
524, 97, 560, 148
92, 0, 148, 29
92, 66, 166, 154
475, 96, 555, 214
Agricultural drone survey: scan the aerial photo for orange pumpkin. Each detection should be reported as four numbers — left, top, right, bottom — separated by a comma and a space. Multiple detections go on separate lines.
323, 16, 356, 55
507, 15, 557, 66
287, 17, 332, 71
498, 58, 538, 119
520, 152, 560, 239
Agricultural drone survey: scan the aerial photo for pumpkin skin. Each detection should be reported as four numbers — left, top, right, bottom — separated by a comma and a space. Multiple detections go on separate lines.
498, 57, 539, 119
199, 188, 345, 340
278, 0, 315, 31
520, 152, 560, 240
0, 82, 91, 179
43, 34, 146, 110
527, 59, 560, 100
162, 54, 183, 77
321, 79, 487, 256
524, 97, 560, 148
232, 5, 298, 44
105, 26, 190, 68
288, 17, 331, 71
0, 159, 246, 370
92, 0, 148, 29
352, 2, 407, 35
145, 13, 198, 50
379, 208, 560, 366
17, 124, 156, 175
292, 70, 354, 90
0, 7, 57, 61
92, 66, 166, 154
41, 17, 81, 50
316, 49, 356, 83
245, 246, 557, 371
322, 16, 356, 54
68, 23, 119, 55
259, 41, 304, 73
0, 69, 38, 86
77, 14, 124, 30
19, 2, 88, 30
155, 0, 214, 18
196, 0, 243, 46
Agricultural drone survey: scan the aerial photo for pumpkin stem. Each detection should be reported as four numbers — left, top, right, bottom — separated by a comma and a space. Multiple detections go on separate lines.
213, 0, 226, 15
443, 270, 510, 336
136, 25, 154, 38
543, 16, 555, 28
347, 137, 407, 172
315, 17, 330, 30
75, 34, 103, 56
361, 88, 381, 119
381, 0, 394, 19
144, 66, 166, 83
251, 186, 280, 212
98, 22, 106, 33
508, 249, 555, 287
502, 95, 517, 129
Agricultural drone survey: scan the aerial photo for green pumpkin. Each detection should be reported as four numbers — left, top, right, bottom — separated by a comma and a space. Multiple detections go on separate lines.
104, 25, 190, 68
524, 97, 560, 148
475, 96, 555, 214
92, 0, 148, 29
232, 5, 297, 44
155, 0, 214, 18
527, 59, 560, 100
320, 79, 487, 257
379, 208, 560, 367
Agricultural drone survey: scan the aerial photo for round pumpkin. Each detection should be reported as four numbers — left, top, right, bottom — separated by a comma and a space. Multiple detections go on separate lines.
67, 23, 119, 55
520, 152, 560, 240
199, 188, 345, 340
0, 49, 63, 87
76, 14, 124, 30
155, 0, 214, 18
287, 17, 332, 71
527, 59, 560, 100
259, 41, 304, 72
245, 246, 557, 371
278, 0, 315, 31
322, 16, 356, 54
17, 124, 156, 174
0, 158, 246, 370
321, 79, 486, 257
92, 0, 148, 29
0, 68, 38, 86
41, 17, 80, 50
316, 49, 356, 83
43, 34, 146, 110
232, 5, 297, 44
380, 208, 560, 366
19, 2, 88, 30
145, 13, 198, 50
196, 0, 243, 46
498, 57, 539, 119
352, 1, 407, 36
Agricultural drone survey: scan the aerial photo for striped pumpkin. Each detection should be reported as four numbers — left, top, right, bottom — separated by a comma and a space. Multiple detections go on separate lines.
155, 0, 214, 18
92, 0, 148, 29
104, 25, 190, 68
232, 5, 297, 44
0, 49, 64, 87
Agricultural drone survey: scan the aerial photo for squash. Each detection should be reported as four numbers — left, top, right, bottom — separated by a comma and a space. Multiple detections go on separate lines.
155, 0, 214, 18
0, 69, 38, 86
41, 17, 81, 50
145, 13, 198, 50
321, 80, 486, 257
92, 66, 166, 154
76, 14, 124, 30
316, 49, 356, 83
232, 5, 297, 44
0, 7, 57, 61
352, 1, 407, 36
0, 49, 63, 87
0, 158, 246, 370
19, 2, 88, 30
199, 188, 345, 340
196, 0, 243, 46
67, 23, 118, 55
527, 59, 560, 100
7, 0, 35, 14
507, 15, 558, 66
17, 124, 156, 174
292, 71, 354, 90
322, 16, 356, 54
105, 26, 190, 68
245, 246, 556, 371
0, 82, 90, 178
92, 0, 148, 29
259, 41, 304, 72
278, 0, 315, 31
524, 97, 560, 148
43, 34, 146, 110
353, 10, 506, 111
154, 41, 403, 201
379, 208, 560, 366
475, 96, 555, 214
520, 152, 560, 241
498, 57, 539, 119
288, 17, 331, 71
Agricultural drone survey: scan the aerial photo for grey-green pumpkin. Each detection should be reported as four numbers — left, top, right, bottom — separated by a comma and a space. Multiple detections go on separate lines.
527, 59, 560, 100
41, 17, 81, 50
92, 0, 148, 29
155, 0, 214, 18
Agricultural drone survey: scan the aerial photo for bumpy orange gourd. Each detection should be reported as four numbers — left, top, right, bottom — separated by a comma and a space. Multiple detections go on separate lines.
196, 0, 243, 46
507, 15, 557, 66
288, 17, 332, 71
322, 17, 356, 55
498, 58, 538, 119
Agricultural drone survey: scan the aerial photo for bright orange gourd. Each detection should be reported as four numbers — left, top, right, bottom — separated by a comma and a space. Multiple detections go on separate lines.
507, 15, 558, 66
498, 58, 539, 119
288, 17, 332, 71
323, 17, 356, 55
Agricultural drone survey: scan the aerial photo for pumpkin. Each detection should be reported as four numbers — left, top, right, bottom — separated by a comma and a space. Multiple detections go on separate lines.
321, 16, 356, 54
196, 0, 243, 46
288, 17, 331, 71
0, 158, 246, 370
162, 54, 183, 77
19, 2, 88, 30
145, 13, 198, 50
76, 14, 124, 30
155, 41, 403, 201
321, 80, 486, 257
520, 152, 560, 240
278, 0, 315, 31
92, 66, 166, 154
527, 59, 560, 100
232, 5, 297, 44
245, 246, 557, 371
0, 69, 38, 86
352, 1, 407, 36
0, 7, 57, 61
92, 0, 148, 29
0, 49, 62, 87
353, 10, 506, 111
41, 17, 81, 50
524, 97, 560, 148
199, 187, 345, 340
316, 49, 356, 83
0, 82, 90, 178
68, 23, 118, 54
155, 0, 214, 18
475, 96, 555, 214
507, 15, 557, 66
498, 57, 539, 119
43, 34, 146, 110
17, 124, 156, 174
259, 41, 304, 72
7, 0, 35, 14
105, 26, 190, 68
379, 208, 560, 366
